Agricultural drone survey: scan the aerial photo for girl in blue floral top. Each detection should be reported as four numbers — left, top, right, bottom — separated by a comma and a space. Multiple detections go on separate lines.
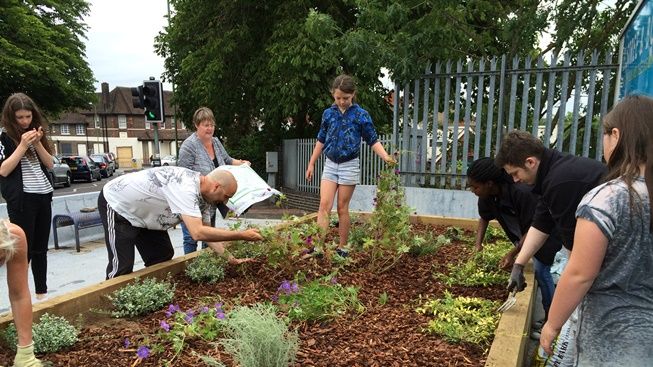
540, 95, 653, 366
305, 75, 394, 256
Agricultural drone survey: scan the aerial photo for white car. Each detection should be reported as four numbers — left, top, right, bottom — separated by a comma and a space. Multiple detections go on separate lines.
161, 155, 177, 166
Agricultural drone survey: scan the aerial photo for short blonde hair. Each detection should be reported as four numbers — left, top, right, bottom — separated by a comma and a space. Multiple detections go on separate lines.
192, 107, 215, 128
0, 220, 17, 261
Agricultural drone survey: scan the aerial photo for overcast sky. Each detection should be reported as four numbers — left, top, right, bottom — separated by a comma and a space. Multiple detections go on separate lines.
84, 0, 172, 92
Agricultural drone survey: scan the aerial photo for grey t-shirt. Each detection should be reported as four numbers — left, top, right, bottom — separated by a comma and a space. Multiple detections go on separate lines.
574, 176, 653, 366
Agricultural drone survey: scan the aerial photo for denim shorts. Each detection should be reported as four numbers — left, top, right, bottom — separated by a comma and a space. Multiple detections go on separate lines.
322, 158, 360, 185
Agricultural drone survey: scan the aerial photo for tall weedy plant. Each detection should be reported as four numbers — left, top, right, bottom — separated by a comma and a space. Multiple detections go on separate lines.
366, 160, 412, 272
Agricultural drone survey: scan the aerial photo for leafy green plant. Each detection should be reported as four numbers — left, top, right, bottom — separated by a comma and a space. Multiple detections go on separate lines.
108, 277, 175, 318
221, 304, 299, 367
366, 162, 413, 271
152, 303, 228, 364
472, 240, 514, 272
483, 225, 509, 243
409, 233, 450, 257
437, 240, 512, 287
4, 313, 78, 353
256, 219, 323, 269
416, 291, 500, 345
185, 250, 228, 283
273, 275, 364, 322
378, 291, 389, 306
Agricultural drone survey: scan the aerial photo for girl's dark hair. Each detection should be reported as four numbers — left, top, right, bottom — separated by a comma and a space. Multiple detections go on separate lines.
467, 157, 509, 184
602, 95, 653, 227
1, 93, 52, 156
331, 74, 356, 94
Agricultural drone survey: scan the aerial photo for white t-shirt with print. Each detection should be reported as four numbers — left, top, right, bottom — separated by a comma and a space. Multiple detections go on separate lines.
103, 166, 212, 230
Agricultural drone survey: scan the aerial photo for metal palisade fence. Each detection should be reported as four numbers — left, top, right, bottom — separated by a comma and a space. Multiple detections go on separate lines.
284, 50, 617, 193
392, 50, 617, 189
292, 135, 394, 194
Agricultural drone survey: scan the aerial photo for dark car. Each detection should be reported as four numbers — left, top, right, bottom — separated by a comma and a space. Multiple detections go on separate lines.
47, 156, 72, 188
90, 154, 115, 178
62, 155, 102, 182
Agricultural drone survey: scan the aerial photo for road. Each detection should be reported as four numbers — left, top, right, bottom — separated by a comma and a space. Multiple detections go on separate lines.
0, 169, 130, 203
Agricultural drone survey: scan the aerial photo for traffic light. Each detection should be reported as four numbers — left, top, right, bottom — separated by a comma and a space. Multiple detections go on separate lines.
131, 86, 144, 109
142, 80, 164, 123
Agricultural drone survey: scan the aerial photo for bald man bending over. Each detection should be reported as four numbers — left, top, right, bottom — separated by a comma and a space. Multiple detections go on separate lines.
98, 166, 262, 279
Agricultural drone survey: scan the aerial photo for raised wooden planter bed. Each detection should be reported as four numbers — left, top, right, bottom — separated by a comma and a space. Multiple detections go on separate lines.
0, 213, 535, 366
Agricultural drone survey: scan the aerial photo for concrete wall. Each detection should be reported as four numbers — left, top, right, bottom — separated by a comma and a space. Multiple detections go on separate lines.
347, 185, 479, 219
0, 192, 104, 249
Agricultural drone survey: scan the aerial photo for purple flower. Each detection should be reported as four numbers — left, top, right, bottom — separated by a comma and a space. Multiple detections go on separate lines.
291, 282, 300, 293
201, 306, 209, 314
217, 311, 225, 320
123, 338, 131, 348
330, 277, 338, 284
166, 304, 180, 317
271, 294, 279, 302
137, 346, 150, 359
305, 236, 313, 246
394, 169, 400, 175
184, 313, 194, 324
160, 320, 170, 332
279, 280, 292, 294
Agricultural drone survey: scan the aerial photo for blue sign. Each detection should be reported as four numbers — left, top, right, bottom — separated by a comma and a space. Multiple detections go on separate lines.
618, 0, 653, 99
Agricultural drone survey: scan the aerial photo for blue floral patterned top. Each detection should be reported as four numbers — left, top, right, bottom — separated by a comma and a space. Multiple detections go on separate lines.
316, 103, 379, 163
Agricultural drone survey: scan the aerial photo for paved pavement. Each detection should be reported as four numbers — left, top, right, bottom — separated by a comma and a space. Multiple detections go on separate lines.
0, 201, 307, 314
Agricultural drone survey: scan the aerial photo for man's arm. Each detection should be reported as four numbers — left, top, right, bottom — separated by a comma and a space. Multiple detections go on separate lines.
181, 215, 263, 242
514, 226, 549, 266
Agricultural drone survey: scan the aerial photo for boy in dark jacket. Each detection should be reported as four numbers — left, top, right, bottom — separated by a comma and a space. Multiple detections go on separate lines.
495, 130, 606, 292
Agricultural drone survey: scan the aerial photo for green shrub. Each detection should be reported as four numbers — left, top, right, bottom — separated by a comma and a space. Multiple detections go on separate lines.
274, 276, 364, 322
4, 313, 78, 353
416, 291, 500, 346
221, 304, 299, 367
108, 277, 175, 318
437, 240, 512, 287
409, 233, 450, 257
185, 250, 228, 283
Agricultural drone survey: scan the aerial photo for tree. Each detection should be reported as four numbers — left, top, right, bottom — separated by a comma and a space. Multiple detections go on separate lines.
156, 0, 633, 159
0, 0, 96, 115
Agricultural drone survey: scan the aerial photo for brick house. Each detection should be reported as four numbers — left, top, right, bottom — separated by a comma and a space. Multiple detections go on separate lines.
48, 82, 191, 168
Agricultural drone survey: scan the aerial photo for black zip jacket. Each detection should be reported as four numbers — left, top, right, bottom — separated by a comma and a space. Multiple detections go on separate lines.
531, 148, 607, 250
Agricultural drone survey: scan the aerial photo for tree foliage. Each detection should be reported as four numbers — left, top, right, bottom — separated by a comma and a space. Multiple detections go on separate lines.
0, 0, 96, 116
156, 0, 635, 158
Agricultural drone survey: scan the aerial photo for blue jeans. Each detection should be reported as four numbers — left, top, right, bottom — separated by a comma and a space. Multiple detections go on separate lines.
533, 257, 555, 318
181, 222, 208, 254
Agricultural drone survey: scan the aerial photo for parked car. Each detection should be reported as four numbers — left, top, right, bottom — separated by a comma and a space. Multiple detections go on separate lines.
48, 156, 72, 188
61, 155, 102, 182
107, 152, 119, 169
161, 155, 177, 166
90, 153, 115, 178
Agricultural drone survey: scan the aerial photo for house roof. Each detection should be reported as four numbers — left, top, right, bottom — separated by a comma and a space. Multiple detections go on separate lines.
87, 86, 175, 116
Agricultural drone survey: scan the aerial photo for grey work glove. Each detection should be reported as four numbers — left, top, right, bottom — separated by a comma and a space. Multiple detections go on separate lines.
507, 263, 527, 292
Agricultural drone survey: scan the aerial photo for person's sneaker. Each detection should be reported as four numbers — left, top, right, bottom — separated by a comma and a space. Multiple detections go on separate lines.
530, 329, 542, 340
335, 248, 349, 258
532, 319, 545, 329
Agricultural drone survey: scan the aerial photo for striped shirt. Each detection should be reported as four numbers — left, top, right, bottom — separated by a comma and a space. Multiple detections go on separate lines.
21, 145, 52, 194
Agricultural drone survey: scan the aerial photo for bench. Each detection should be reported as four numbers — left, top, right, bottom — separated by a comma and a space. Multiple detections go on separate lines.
52, 208, 103, 252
